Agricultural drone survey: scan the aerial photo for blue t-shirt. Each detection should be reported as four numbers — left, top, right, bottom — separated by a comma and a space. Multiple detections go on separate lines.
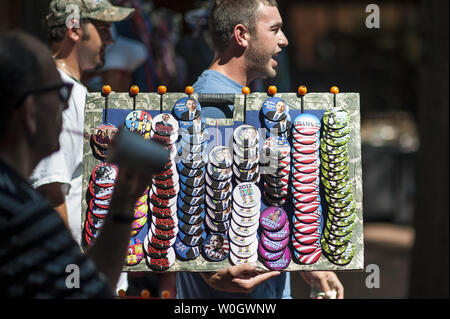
176, 70, 292, 299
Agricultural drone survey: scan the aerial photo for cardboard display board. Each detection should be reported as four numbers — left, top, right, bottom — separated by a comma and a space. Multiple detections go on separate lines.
82, 91, 364, 272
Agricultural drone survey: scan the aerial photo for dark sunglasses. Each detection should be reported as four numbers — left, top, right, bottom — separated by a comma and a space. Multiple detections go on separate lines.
15, 82, 74, 109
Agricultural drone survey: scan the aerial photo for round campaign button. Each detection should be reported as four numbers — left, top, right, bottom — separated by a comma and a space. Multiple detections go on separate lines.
205, 214, 231, 233
322, 132, 350, 148
180, 130, 209, 145
293, 209, 321, 226
234, 154, 259, 170
328, 200, 356, 218
229, 250, 258, 265
258, 242, 284, 261
232, 182, 260, 208
91, 123, 118, 148
126, 238, 144, 266
267, 164, 290, 178
125, 110, 152, 131
293, 230, 321, 245
178, 146, 207, 161
203, 233, 230, 262
147, 248, 176, 271
152, 163, 177, 181
292, 169, 319, 185
260, 207, 287, 232
293, 139, 320, 155
264, 114, 291, 132
261, 232, 289, 252
232, 204, 261, 219
151, 130, 178, 145
179, 173, 205, 188
264, 183, 288, 199
321, 166, 349, 182
323, 226, 352, 247
206, 184, 232, 201
229, 240, 258, 259
293, 113, 321, 135
151, 223, 178, 241
292, 190, 319, 204
178, 230, 207, 247
89, 200, 109, 218
322, 108, 350, 130
87, 211, 105, 229
179, 115, 206, 134
181, 156, 208, 170
320, 140, 347, 156
147, 229, 177, 250
179, 182, 205, 197
144, 235, 170, 258
293, 131, 320, 145
321, 237, 347, 256
177, 197, 204, 216
293, 196, 321, 213
233, 124, 259, 148
262, 136, 290, 159
174, 236, 200, 261
328, 209, 356, 227
263, 221, 290, 241
151, 113, 179, 136
173, 97, 201, 121
90, 142, 108, 161
91, 163, 118, 188
228, 227, 258, 247
206, 195, 232, 212
233, 143, 258, 159
230, 219, 258, 237
153, 175, 179, 190
326, 218, 354, 238
84, 220, 100, 240
261, 154, 290, 172
206, 206, 232, 223
263, 191, 287, 207
292, 236, 320, 255
292, 159, 320, 174
321, 159, 348, 175
233, 164, 259, 182
179, 188, 205, 206
150, 202, 177, 219
293, 219, 321, 235
179, 138, 207, 155
231, 212, 259, 228
178, 219, 205, 237
263, 174, 289, 188
88, 181, 114, 200
324, 241, 355, 266
205, 173, 231, 190
207, 164, 233, 181
262, 247, 291, 271
131, 214, 148, 230
293, 246, 322, 265
324, 123, 350, 138
236, 172, 260, 185
151, 214, 178, 231
262, 97, 289, 122
178, 209, 205, 225
292, 181, 319, 194
292, 150, 320, 165
151, 183, 179, 200
320, 148, 348, 164
209, 146, 233, 169
150, 192, 178, 208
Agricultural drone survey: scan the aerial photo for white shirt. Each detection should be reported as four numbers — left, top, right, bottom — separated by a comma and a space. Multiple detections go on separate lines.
30, 69, 87, 244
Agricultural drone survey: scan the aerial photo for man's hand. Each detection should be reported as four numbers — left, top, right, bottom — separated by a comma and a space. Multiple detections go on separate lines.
200, 263, 280, 294
300, 271, 344, 299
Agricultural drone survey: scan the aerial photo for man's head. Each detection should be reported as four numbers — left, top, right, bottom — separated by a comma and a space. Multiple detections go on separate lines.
47, 0, 134, 72
275, 100, 286, 113
186, 98, 197, 112
210, 234, 224, 250
162, 114, 170, 122
209, 0, 288, 81
0, 31, 70, 162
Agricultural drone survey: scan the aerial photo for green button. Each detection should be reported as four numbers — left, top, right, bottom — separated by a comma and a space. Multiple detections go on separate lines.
321, 176, 349, 191
327, 209, 356, 227
321, 150, 349, 164
328, 200, 356, 218
322, 109, 350, 130
324, 242, 355, 266
322, 132, 350, 147
321, 166, 349, 181
321, 237, 348, 256
323, 123, 350, 138
324, 181, 353, 200
320, 140, 347, 155
326, 193, 355, 209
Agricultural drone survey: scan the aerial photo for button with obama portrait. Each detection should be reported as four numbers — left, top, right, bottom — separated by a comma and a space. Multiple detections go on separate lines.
203, 233, 230, 262
233, 124, 259, 148
174, 236, 201, 261
91, 163, 118, 188
91, 123, 118, 148
179, 115, 206, 134
151, 113, 179, 137
173, 97, 201, 121
262, 97, 289, 122
209, 146, 233, 169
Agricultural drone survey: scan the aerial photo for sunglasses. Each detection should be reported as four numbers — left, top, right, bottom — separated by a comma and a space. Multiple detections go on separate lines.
15, 82, 74, 109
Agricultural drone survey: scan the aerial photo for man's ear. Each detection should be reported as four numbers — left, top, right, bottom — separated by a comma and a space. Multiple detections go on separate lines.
233, 24, 250, 49
67, 23, 82, 43
22, 96, 38, 136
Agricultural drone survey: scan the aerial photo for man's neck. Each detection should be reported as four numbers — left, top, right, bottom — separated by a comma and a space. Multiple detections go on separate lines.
0, 139, 38, 181
55, 57, 82, 81
209, 53, 249, 86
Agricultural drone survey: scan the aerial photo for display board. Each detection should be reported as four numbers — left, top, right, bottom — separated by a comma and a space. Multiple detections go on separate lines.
82, 90, 364, 272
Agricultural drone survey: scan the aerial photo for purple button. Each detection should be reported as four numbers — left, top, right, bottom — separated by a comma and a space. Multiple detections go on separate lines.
261, 232, 289, 252
263, 221, 290, 241
262, 247, 291, 270
258, 242, 285, 261
260, 207, 287, 232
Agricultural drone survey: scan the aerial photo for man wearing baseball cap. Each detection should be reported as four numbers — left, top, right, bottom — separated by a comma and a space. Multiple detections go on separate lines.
30, 0, 135, 293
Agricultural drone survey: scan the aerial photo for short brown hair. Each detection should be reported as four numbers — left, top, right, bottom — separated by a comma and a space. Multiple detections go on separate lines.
209, 0, 278, 52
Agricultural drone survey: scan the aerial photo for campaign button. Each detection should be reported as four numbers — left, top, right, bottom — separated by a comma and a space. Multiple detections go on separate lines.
258, 242, 284, 261
206, 206, 232, 223
328, 200, 356, 218
131, 214, 148, 230
209, 146, 233, 169
234, 154, 259, 170
151, 130, 178, 145
229, 250, 258, 265
181, 156, 208, 170
125, 238, 144, 266
87, 211, 105, 229
151, 183, 179, 200
150, 192, 177, 208
91, 123, 118, 148
293, 219, 321, 235
261, 97, 289, 122
150, 113, 178, 137
205, 214, 230, 233
321, 166, 349, 182
321, 176, 349, 192
207, 164, 233, 181
233, 143, 258, 159
266, 164, 290, 178
328, 210, 356, 228
88, 181, 114, 200
125, 110, 152, 131
262, 247, 291, 271
293, 131, 320, 145
232, 182, 261, 208
293, 207, 321, 224
262, 136, 290, 159
179, 188, 205, 206
151, 214, 178, 231
230, 218, 258, 237
261, 232, 289, 252
179, 173, 205, 188
173, 97, 201, 121
292, 150, 320, 165
178, 209, 205, 225
179, 138, 207, 154
203, 233, 230, 262
263, 174, 289, 188
323, 122, 350, 138
179, 115, 206, 134
236, 172, 260, 184
264, 114, 291, 131
178, 219, 205, 237
292, 181, 319, 194
326, 218, 354, 238
264, 182, 288, 199
91, 163, 118, 188
150, 202, 176, 219
231, 212, 259, 228
322, 226, 352, 247
293, 140, 320, 154
322, 132, 350, 147
147, 229, 177, 250
206, 184, 232, 200
205, 195, 232, 212
322, 108, 350, 130
144, 235, 170, 258
174, 236, 200, 261
320, 140, 347, 156
232, 204, 261, 219
324, 182, 352, 201
292, 191, 319, 203
205, 173, 231, 190
326, 193, 354, 209
151, 223, 178, 241
321, 159, 348, 174
293, 113, 321, 135
292, 160, 320, 174
292, 236, 320, 255
293, 231, 321, 245
320, 149, 348, 164
178, 230, 207, 247
228, 227, 258, 247
293, 246, 322, 265
181, 130, 209, 145
293, 197, 321, 213
89, 199, 109, 219
265, 127, 290, 140
230, 240, 258, 259
177, 146, 207, 162
233, 124, 259, 148
153, 176, 178, 190
153, 163, 177, 181
147, 247, 176, 271
263, 221, 290, 241
179, 182, 205, 197
177, 197, 204, 215
321, 237, 347, 256
292, 170, 319, 184
233, 164, 259, 182
324, 241, 355, 266
263, 191, 287, 207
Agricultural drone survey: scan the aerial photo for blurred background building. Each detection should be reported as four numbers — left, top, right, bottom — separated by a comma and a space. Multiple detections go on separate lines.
0, 0, 447, 299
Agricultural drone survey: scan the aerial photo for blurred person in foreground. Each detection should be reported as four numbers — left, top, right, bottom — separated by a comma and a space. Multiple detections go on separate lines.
176, 0, 344, 299
0, 31, 154, 298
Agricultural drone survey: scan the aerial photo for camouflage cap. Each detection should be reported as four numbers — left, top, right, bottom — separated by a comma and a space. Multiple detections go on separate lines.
47, 0, 135, 27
